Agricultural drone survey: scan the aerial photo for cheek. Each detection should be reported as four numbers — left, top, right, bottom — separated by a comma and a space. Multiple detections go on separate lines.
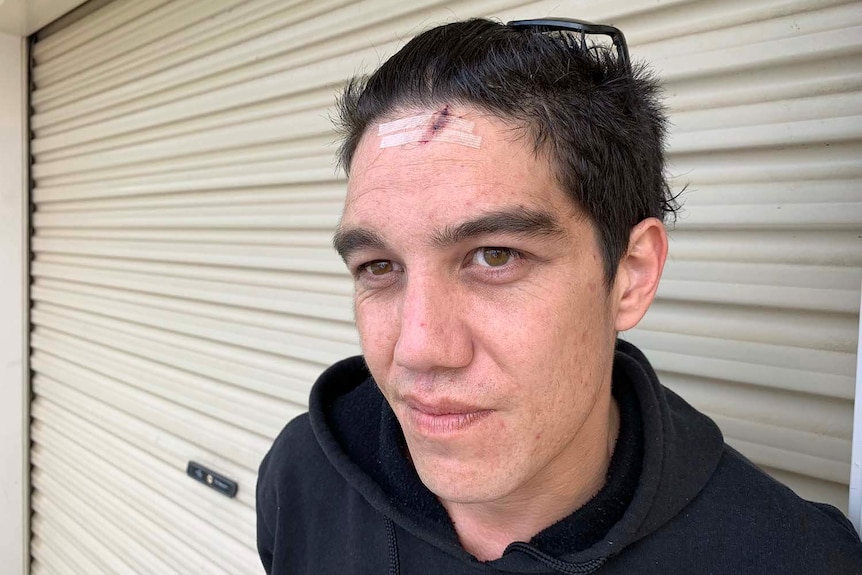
480, 280, 600, 359
355, 296, 399, 368
478, 278, 612, 406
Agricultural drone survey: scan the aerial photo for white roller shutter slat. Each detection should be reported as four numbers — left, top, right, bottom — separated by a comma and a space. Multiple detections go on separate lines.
32, 397, 256, 537
29, 0, 862, 571
35, 181, 349, 212
31, 503, 134, 574
33, 375, 258, 502
32, 424, 258, 572
33, 282, 356, 354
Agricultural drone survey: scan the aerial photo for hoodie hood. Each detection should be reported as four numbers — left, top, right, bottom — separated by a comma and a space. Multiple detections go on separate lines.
307, 339, 725, 572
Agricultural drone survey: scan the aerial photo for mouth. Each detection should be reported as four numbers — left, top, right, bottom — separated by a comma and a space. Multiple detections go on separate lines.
402, 396, 493, 435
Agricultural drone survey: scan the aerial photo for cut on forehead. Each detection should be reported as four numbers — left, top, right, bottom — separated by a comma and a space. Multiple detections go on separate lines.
372, 104, 533, 143
345, 105, 537, 183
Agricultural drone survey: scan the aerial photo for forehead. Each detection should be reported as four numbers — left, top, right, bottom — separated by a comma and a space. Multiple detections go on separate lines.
342, 107, 572, 225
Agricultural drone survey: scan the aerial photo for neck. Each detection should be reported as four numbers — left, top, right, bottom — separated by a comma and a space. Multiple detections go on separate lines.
442, 395, 620, 561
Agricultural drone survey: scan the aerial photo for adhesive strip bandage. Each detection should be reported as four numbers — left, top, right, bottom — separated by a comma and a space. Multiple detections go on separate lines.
378, 113, 482, 149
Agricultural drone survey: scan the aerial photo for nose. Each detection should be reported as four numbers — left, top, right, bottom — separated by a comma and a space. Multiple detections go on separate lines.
393, 274, 473, 373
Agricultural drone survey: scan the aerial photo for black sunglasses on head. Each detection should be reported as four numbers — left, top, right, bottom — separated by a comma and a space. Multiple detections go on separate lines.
507, 17, 631, 71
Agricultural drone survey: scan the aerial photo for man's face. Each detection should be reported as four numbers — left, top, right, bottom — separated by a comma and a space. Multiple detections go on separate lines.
337, 107, 622, 507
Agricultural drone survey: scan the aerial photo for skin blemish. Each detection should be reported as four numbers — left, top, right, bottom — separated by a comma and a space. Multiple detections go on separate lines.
420, 105, 453, 144
377, 109, 482, 149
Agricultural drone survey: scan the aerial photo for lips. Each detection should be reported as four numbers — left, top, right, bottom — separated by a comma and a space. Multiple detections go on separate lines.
401, 396, 492, 435
404, 396, 485, 415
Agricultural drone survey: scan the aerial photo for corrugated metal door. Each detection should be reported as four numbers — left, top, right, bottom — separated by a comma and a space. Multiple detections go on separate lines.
28, 0, 861, 572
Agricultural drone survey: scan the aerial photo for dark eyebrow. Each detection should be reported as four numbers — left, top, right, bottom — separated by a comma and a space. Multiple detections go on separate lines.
333, 208, 565, 262
431, 208, 565, 246
333, 227, 387, 261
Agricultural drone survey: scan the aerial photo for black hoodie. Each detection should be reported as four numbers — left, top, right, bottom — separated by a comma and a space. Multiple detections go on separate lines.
257, 340, 862, 574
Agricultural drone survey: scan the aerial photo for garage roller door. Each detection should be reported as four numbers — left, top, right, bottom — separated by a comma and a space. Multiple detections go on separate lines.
28, 0, 862, 571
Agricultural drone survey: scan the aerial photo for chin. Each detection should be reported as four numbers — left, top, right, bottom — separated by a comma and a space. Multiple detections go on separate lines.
422, 477, 498, 505
411, 450, 513, 505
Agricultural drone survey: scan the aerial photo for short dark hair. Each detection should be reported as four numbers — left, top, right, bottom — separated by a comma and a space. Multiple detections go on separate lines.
335, 18, 677, 284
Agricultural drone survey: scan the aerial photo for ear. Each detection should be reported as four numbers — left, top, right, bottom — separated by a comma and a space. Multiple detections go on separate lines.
613, 218, 668, 332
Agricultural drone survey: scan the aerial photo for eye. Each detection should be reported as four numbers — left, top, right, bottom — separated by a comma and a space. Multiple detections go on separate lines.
473, 247, 516, 267
361, 260, 401, 276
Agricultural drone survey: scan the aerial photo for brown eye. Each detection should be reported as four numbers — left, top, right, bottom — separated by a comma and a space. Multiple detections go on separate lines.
364, 260, 395, 275
476, 247, 513, 267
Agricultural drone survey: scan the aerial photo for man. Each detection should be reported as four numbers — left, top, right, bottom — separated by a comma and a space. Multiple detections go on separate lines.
256, 17, 862, 574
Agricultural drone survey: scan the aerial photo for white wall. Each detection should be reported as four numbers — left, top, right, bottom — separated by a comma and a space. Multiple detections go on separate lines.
0, 32, 29, 575
0, 0, 90, 36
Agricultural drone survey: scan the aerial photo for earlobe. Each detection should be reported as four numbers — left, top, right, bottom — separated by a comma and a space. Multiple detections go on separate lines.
614, 218, 668, 332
